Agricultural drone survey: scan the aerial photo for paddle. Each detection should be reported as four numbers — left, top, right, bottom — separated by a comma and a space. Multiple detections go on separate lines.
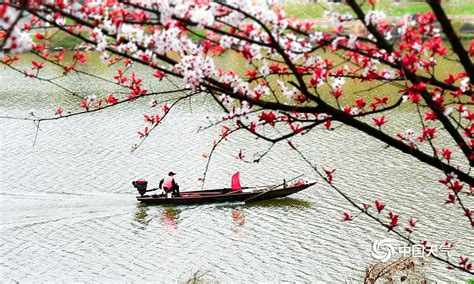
243, 174, 304, 203
145, 187, 160, 193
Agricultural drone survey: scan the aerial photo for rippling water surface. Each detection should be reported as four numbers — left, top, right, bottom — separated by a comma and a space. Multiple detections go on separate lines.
1, 55, 472, 282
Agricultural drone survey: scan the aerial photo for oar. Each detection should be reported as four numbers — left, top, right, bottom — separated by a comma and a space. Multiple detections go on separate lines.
243, 174, 304, 203
145, 188, 160, 193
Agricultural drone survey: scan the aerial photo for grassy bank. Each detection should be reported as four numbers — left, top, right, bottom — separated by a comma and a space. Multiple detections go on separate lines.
285, 1, 474, 19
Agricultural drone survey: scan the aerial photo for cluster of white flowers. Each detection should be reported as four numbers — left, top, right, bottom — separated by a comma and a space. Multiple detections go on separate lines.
92, 27, 107, 52
382, 70, 396, 80
461, 108, 472, 121
309, 31, 323, 44
219, 94, 234, 106
460, 77, 470, 92
317, 113, 328, 120
327, 11, 353, 26
232, 79, 251, 96
243, 43, 263, 61
362, 59, 380, 77
219, 35, 240, 49
220, 11, 246, 26
132, 49, 155, 62
348, 107, 359, 116
190, 6, 215, 27
87, 95, 97, 104
117, 41, 138, 53
100, 52, 110, 61
174, 55, 217, 89
405, 129, 415, 139
277, 80, 297, 101
331, 76, 345, 89
253, 84, 270, 98
0, 6, 32, 54
103, 19, 117, 34
225, 101, 252, 122
411, 42, 422, 52
259, 61, 270, 76
0, 4, 19, 29
120, 24, 139, 39
219, 71, 239, 85
152, 25, 198, 55
70, 2, 87, 21
347, 34, 357, 49
365, 10, 386, 26
444, 107, 453, 116
55, 16, 66, 27
1, 27, 32, 54
303, 55, 322, 67
331, 36, 346, 50
281, 33, 310, 57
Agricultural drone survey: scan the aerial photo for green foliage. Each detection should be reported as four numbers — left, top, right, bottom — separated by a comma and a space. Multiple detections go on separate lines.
49, 31, 84, 50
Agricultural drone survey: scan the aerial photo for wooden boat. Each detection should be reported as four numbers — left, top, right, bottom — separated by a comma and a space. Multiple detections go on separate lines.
135, 182, 316, 205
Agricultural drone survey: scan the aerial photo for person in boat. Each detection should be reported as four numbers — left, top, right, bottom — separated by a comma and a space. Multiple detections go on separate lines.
159, 172, 181, 197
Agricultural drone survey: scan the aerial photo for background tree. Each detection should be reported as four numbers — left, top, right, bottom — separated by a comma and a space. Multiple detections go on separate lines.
0, 0, 472, 274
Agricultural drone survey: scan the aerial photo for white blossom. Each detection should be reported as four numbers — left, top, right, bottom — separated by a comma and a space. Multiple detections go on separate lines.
460, 77, 470, 92
331, 76, 345, 89
87, 95, 97, 104
365, 10, 386, 25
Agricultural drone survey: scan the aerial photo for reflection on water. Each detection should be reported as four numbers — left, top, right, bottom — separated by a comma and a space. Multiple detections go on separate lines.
134, 204, 151, 225
159, 207, 181, 230
217, 197, 313, 210
231, 209, 246, 233
245, 198, 313, 209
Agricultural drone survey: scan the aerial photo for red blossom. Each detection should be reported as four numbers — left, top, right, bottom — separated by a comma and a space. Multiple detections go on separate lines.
375, 200, 385, 213
449, 181, 463, 193
368, 0, 375, 8
246, 69, 258, 81
343, 212, 352, 221
106, 94, 118, 105
445, 194, 456, 204
55, 107, 63, 116
153, 70, 165, 80
324, 168, 336, 184
468, 40, 474, 56
387, 212, 399, 230
331, 88, 343, 99
372, 115, 387, 128
324, 119, 331, 130
31, 61, 45, 70
74, 51, 87, 64
221, 125, 230, 138
80, 99, 89, 111
35, 33, 45, 40
355, 98, 366, 108
362, 203, 370, 211
259, 111, 277, 126
137, 126, 149, 138
441, 148, 452, 162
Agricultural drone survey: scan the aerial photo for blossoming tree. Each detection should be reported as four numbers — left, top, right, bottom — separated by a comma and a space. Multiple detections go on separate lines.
1, 0, 472, 274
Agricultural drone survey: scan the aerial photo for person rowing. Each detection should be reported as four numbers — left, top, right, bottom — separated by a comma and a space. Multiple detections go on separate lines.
159, 171, 181, 197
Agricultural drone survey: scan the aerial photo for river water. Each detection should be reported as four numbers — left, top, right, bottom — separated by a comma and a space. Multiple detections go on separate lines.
0, 53, 472, 282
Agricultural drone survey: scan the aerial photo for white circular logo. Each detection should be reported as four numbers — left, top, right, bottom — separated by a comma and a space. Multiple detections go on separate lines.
371, 239, 395, 262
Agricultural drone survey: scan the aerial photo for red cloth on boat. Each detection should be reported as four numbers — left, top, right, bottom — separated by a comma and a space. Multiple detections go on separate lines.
231, 172, 241, 190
